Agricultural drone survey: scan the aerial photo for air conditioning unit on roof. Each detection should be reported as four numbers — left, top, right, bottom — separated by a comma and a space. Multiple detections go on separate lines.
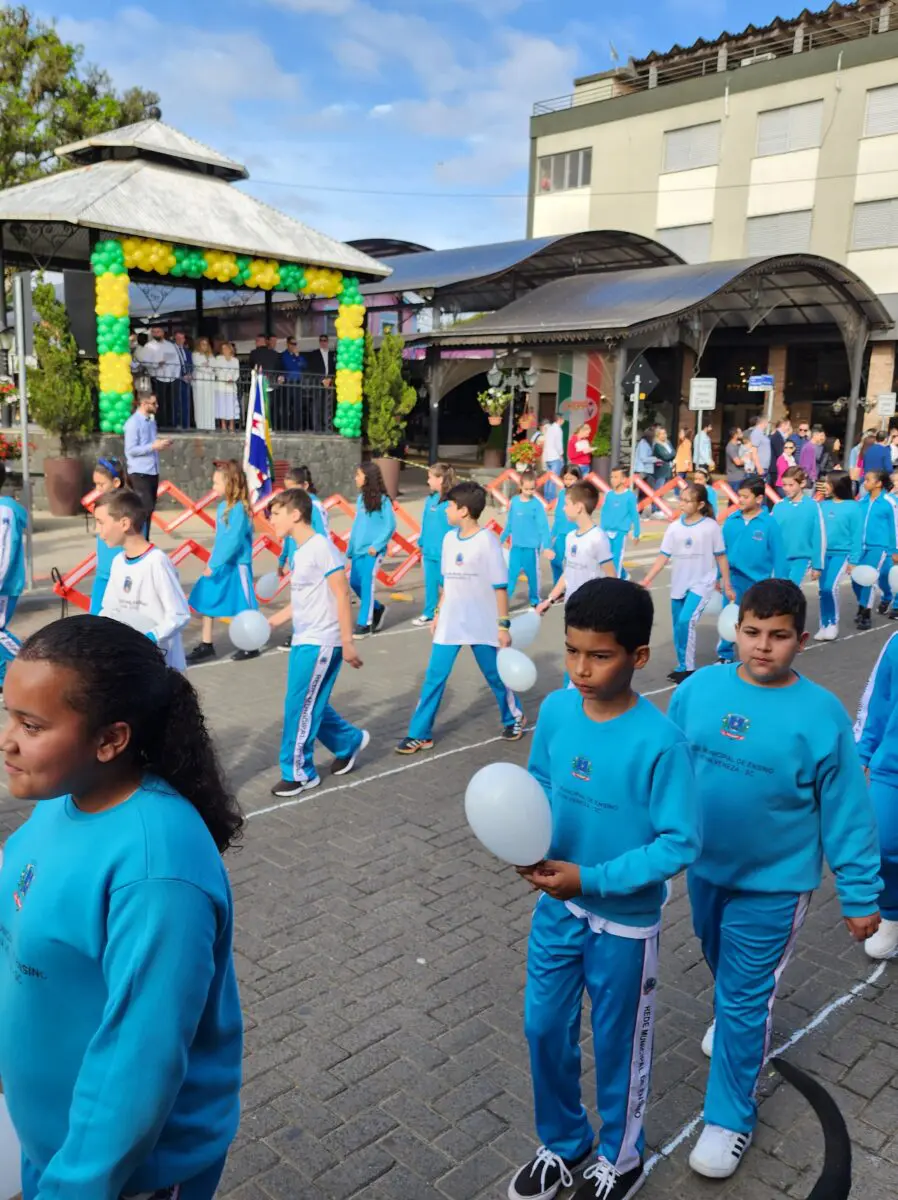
741, 52, 777, 66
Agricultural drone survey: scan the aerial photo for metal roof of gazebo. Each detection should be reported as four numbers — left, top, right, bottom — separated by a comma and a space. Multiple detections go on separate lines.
0, 118, 390, 281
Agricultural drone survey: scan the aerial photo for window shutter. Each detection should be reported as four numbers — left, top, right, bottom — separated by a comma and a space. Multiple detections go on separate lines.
865, 85, 898, 137
580, 148, 592, 187
656, 224, 713, 263
663, 123, 720, 171
852, 199, 898, 250
746, 211, 813, 255
757, 101, 822, 156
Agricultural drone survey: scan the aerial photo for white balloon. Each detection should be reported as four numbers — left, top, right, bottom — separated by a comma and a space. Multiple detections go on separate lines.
229, 609, 271, 652
852, 564, 879, 588
717, 602, 740, 643
0, 1095, 21, 1200
510, 609, 541, 649
118, 610, 156, 635
703, 591, 723, 618
890, 566, 898, 596
256, 571, 281, 601
465, 762, 552, 866
497, 647, 537, 692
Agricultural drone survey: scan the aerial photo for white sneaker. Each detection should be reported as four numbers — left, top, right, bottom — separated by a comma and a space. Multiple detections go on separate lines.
411, 615, 433, 627
701, 1022, 715, 1058
813, 627, 828, 641
689, 1125, 752, 1179
865, 917, 898, 960
825, 625, 839, 641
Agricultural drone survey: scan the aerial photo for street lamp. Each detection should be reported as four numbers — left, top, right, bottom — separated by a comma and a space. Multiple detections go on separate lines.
487, 364, 502, 388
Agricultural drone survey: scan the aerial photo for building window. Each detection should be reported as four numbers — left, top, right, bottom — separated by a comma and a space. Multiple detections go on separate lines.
662, 122, 720, 172
865, 85, 898, 138
656, 224, 712, 263
537, 148, 592, 193
852, 199, 898, 250
746, 210, 813, 255
756, 100, 823, 156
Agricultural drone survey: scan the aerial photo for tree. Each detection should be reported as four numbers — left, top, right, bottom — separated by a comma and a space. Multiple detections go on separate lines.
364, 329, 417, 456
0, 6, 159, 190
28, 276, 96, 456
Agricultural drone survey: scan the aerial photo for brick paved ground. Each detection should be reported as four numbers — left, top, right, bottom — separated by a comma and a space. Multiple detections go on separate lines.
2, 519, 898, 1200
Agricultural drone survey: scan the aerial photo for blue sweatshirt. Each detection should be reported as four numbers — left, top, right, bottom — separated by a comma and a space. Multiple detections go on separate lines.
501, 494, 550, 551
277, 500, 327, 570
855, 631, 898, 781
528, 688, 701, 928
551, 498, 576, 559
668, 665, 881, 915
600, 490, 641, 539
420, 493, 452, 562
0, 496, 27, 596
0, 777, 243, 1198
722, 508, 786, 584
820, 498, 863, 562
772, 494, 825, 570
348, 494, 396, 557
209, 501, 253, 572
859, 492, 898, 553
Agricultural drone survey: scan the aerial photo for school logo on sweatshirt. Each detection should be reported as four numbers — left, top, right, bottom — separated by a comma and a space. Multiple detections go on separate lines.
721, 713, 751, 741
13, 862, 34, 910
123, 575, 133, 593
455, 552, 464, 565
571, 755, 591, 781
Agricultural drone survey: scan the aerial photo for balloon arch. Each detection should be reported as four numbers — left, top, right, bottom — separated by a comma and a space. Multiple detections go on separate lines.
90, 237, 365, 439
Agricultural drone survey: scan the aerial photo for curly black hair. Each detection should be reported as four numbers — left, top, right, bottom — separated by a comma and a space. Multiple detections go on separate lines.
18, 616, 244, 853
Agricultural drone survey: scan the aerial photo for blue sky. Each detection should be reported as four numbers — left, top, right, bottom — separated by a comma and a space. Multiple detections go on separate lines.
53, 0, 810, 249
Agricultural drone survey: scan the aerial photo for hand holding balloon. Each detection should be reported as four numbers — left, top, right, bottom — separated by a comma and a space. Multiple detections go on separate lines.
717, 603, 740, 643
465, 763, 552, 865
852, 565, 878, 588
517, 860, 582, 901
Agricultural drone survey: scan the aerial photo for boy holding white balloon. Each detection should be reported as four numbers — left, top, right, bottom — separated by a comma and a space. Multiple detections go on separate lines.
509, 577, 701, 1200
95, 489, 190, 670
267, 488, 368, 797
396, 481, 523, 754
717, 477, 785, 663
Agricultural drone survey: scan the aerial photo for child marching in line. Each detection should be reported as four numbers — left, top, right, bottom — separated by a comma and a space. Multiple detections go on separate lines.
89, 456, 129, 615
548, 466, 582, 591
537, 482, 616, 615
277, 465, 329, 579
816, 471, 863, 641
187, 460, 259, 663
852, 469, 898, 629
0, 617, 243, 1199
0, 462, 26, 688
267, 489, 369, 798
599, 467, 640, 579
348, 462, 396, 638
96, 489, 191, 671
641, 484, 734, 684
509, 578, 700, 1200
771, 466, 825, 586
668, 580, 880, 1181
396, 481, 523, 755
717, 476, 785, 663
414, 462, 456, 627
501, 470, 552, 608
692, 468, 718, 517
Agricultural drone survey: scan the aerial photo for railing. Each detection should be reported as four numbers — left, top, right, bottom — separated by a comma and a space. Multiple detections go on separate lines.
533, 10, 888, 115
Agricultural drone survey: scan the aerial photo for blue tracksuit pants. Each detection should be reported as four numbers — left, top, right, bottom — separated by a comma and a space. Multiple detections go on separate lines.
607, 531, 629, 580
688, 875, 811, 1133
671, 590, 711, 672
879, 556, 895, 607
506, 545, 540, 606
550, 547, 565, 587
0, 595, 20, 686
818, 552, 850, 629
852, 548, 888, 608
22, 1155, 227, 1200
280, 644, 363, 783
784, 558, 810, 586
349, 552, 384, 627
408, 642, 521, 740
716, 571, 752, 663
869, 777, 898, 920
422, 556, 442, 620
524, 896, 658, 1173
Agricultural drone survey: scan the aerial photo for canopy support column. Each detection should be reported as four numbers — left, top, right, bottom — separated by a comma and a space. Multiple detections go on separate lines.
610, 343, 628, 467
426, 344, 443, 466
264, 289, 273, 338
841, 313, 870, 457
195, 283, 204, 338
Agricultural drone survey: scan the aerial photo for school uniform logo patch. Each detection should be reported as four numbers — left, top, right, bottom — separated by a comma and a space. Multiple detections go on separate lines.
721, 713, 751, 741
455, 552, 464, 565
123, 576, 133, 593
14, 863, 34, 910
571, 755, 591, 781
684, 537, 693, 548
570, 544, 577, 557
752, 530, 764, 542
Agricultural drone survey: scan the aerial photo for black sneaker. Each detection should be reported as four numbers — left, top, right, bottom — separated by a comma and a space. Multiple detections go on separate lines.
372, 605, 388, 633
231, 649, 261, 662
859, 607, 873, 631
330, 730, 370, 776
354, 624, 373, 639
501, 717, 526, 741
186, 642, 216, 664
573, 1157, 645, 1200
508, 1146, 592, 1200
395, 737, 433, 755
855, 605, 865, 626
270, 776, 321, 798
669, 669, 694, 685
279, 634, 292, 652
878, 600, 890, 615
889, 609, 898, 621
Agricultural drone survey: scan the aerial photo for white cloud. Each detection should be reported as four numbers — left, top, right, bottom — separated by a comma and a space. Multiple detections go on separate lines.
369, 103, 394, 117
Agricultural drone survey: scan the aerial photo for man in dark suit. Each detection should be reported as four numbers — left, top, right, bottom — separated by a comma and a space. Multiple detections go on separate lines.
307, 334, 336, 384
173, 331, 193, 429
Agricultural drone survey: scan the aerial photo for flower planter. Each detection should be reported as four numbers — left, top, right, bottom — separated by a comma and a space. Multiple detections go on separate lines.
44, 456, 85, 516
591, 455, 611, 482
483, 448, 504, 469
487, 416, 502, 426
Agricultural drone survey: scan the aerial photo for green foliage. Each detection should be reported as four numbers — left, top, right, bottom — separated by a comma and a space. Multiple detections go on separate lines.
364, 328, 417, 457
0, 6, 159, 190
477, 388, 512, 418
591, 412, 613, 458
28, 276, 96, 455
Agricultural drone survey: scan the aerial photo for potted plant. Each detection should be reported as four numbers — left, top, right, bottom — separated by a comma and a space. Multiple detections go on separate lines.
28, 277, 96, 515
364, 328, 417, 499
477, 387, 512, 427
590, 412, 613, 482
509, 439, 539, 472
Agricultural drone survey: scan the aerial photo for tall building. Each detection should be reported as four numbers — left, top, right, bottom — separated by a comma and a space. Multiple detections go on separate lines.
528, 1, 898, 420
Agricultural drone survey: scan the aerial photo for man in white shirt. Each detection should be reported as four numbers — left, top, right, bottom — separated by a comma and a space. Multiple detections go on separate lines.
694, 420, 715, 472
749, 415, 771, 475
142, 326, 182, 427
541, 413, 566, 502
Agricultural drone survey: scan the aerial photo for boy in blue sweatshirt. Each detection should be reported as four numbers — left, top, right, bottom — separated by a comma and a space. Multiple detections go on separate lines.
669, 579, 880, 1181
853, 469, 898, 628
501, 471, 552, 607
509, 577, 700, 1200
599, 466, 640, 579
771, 467, 825, 585
0, 469, 27, 686
718, 476, 785, 662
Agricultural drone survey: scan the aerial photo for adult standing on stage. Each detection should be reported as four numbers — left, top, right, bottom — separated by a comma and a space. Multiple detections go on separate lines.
173, 331, 194, 429
123, 394, 171, 521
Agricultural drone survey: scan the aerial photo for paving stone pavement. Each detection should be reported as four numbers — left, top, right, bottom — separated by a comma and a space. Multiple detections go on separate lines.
2, 555, 898, 1200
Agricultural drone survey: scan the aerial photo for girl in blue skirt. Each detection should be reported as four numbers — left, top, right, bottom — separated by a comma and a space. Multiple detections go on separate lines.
187, 460, 258, 663
89, 456, 129, 614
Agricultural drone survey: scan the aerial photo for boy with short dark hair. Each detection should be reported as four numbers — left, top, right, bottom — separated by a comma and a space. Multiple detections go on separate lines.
396, 481, 523, 754
95, 489, 191, 670
717, 476, 785, 662
509, 577, 701, 1200
501, 470, 552, 607
536, 482, 616, 614
669, 579, 881, 1181
599, 467, 640, 578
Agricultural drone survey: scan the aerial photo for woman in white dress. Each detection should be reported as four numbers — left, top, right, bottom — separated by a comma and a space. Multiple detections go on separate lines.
214, 342, 241, 432
192, 336, 217, 431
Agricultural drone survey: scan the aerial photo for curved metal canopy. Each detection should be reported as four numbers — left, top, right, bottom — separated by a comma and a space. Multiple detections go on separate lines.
361, 230, 683, 312
418, 255, 893, 347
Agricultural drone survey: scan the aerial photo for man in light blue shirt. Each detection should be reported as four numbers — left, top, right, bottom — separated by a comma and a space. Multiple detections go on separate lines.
123, 394, 171, 520
748, 415, 771, 474
694, 420, 714, 472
